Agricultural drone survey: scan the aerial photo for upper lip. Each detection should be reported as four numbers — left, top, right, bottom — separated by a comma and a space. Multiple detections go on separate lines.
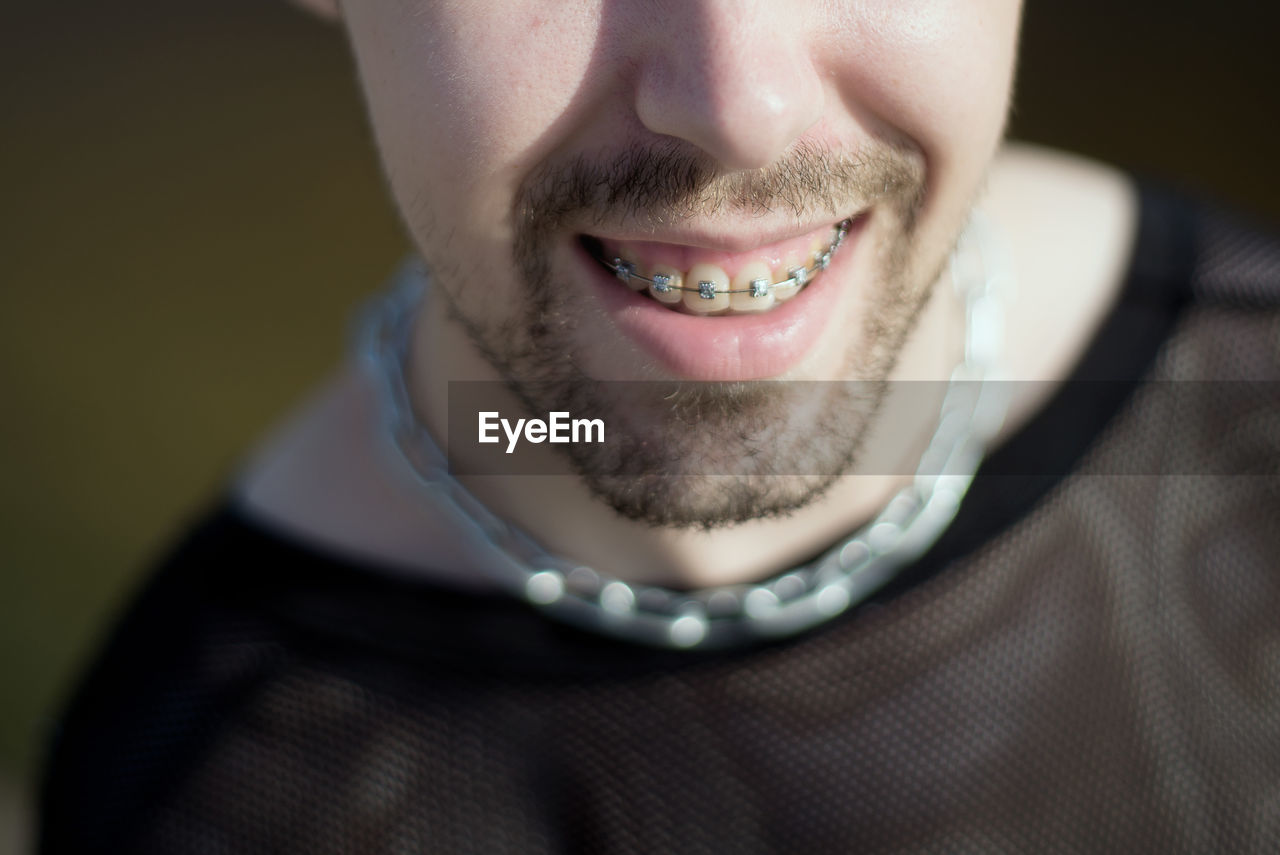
579, 210, 863, 253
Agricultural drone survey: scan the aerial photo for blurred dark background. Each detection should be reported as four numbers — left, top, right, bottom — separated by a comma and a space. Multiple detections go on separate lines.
2, 0, 1277, 847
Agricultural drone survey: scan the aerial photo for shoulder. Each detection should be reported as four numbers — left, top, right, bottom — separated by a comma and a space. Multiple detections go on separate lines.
980, 144, 1141, 433
235, 365, 499, 590
983, 143, 1280, 434
985, 143, 1140, 377
988, 142, 1137, 218
988, 142, 1280, 311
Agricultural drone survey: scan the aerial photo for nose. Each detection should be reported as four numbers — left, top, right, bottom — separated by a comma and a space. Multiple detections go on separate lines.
632, 1, 825, 171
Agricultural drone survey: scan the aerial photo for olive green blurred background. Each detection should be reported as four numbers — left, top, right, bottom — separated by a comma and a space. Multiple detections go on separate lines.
2, 0, 1278, 848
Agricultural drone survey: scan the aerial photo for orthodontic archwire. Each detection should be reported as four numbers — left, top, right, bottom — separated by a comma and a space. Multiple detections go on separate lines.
600, 218, 852, 298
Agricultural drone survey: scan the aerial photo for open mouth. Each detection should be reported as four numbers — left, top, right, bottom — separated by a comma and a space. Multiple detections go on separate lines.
581, 218, 853, 316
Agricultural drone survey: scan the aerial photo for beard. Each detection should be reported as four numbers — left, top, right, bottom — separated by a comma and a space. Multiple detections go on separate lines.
441, 138, 937, 529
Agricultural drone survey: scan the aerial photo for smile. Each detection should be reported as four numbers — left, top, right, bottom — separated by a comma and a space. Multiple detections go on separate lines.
584, 218, 853, 316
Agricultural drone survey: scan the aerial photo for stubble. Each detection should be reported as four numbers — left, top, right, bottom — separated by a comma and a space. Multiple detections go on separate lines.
444, 138, 936, 529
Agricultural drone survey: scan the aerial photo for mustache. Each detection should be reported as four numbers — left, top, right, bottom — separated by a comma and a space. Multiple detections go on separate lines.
515, 137, 927, 235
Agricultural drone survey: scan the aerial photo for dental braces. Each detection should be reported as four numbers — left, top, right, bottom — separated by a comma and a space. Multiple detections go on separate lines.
601, 218, 853, 298
364, 210, 1010, 651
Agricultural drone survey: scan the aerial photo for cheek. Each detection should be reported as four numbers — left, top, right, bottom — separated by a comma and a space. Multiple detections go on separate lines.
826, 0, 1019, 172
346, 2, 604, 238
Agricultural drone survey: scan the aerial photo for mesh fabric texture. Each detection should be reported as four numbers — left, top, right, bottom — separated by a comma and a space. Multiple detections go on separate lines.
40, 184, 1280, 853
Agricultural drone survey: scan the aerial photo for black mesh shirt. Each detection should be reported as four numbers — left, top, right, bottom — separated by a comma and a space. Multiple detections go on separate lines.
40, 185, 1280, 853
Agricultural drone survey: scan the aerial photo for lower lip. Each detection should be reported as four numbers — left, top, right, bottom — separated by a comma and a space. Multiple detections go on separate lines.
579, 218, 864, 381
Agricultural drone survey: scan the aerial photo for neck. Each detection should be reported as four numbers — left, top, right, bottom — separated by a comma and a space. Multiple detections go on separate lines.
234, 143, 1139, 624
412, 261, 966, 590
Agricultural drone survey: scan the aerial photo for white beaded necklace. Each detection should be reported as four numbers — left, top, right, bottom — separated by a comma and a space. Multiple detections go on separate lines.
362, 214, 1011, 650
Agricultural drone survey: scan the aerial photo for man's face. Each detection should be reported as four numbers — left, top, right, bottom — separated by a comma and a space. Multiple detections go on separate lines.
341, 0, 1022, 528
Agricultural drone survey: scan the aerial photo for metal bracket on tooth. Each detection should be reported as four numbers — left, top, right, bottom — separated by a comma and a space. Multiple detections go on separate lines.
598, 217, 852, 296
613, 258, 635, 283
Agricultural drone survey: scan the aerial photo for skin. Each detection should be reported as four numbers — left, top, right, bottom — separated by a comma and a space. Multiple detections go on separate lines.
342, 0, 1019, 404
246, 0, 1136, 588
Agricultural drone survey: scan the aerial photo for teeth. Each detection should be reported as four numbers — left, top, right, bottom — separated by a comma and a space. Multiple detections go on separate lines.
684, 264, 730, 314
772, 249, 808, 303
595, 219, 851, 316
613, 256, 646, 291
730, 261, 775, 313
649, 264, 684, 304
